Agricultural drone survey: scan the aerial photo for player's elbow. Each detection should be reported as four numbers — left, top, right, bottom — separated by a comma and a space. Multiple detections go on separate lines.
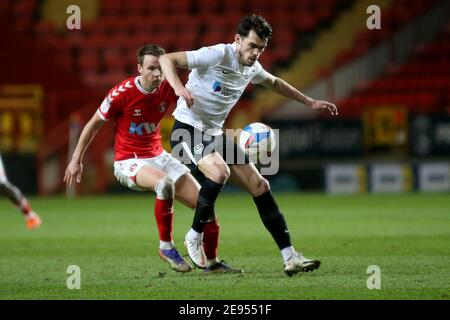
160, 53, 176, 67
159, 54, 171, 67
161, 52, 188, 69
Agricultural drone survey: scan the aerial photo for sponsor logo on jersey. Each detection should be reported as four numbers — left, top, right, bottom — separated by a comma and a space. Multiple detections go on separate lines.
212, 81, 241, 98
129, 122, 157, 135
158, 102, 167, 113
133, 109, 142, 117
212, 81, 222, 92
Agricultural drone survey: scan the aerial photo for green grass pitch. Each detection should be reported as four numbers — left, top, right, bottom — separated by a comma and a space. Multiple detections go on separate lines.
0, 193, 449, 300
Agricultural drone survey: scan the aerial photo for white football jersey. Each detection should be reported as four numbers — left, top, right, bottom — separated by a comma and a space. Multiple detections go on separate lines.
172, 43, 270, 135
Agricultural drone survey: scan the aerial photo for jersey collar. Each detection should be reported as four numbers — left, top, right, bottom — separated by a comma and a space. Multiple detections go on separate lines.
135, 76, 151, 95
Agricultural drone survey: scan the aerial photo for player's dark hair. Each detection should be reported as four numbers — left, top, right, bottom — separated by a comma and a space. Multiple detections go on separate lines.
237, 14, 272, 41
137, 44, 166, 65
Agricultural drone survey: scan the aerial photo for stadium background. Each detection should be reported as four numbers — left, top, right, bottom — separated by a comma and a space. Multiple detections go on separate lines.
0, 0, 449, 300
1, 0, 449, 195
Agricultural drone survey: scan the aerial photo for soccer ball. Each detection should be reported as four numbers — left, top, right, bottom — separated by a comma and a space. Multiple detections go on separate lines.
239, 122, 276, 162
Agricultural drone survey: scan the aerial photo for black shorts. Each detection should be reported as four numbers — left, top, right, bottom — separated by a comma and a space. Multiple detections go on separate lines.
170, 120, 249, 182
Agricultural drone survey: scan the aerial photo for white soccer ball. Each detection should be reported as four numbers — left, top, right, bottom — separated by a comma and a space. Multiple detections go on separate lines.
239, 122, 276, 162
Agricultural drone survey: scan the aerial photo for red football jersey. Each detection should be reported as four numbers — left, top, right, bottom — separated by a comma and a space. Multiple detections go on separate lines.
97, 77, 178, 161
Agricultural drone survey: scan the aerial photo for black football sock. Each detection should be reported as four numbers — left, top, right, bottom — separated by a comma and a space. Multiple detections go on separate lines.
192, 178, 224, 233
0, 181, 26, 206
253, 191, 292, 250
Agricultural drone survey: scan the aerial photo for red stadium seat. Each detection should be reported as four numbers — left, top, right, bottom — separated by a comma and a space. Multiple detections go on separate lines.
78, 50, 100, 72
172, 0, 192, 14
199, 30, 228, 47
221, 0, 245, 14
290, 12, 318, 32
100, 0, 123, 16
271, 26, 296, 48
34, 20, 56, 37
195, 0, 220, 14
101, 16, 129, 35
273, 45, 293, 64
259, 51, 276, 71
124, 0, 149, 16
201, 14, 232, 33
79, 33, 111, 51
177, 30, 199, 51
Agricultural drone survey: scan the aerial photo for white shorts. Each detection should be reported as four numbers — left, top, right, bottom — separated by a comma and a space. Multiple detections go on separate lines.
0, 154, 8, 184
113, 150, 190, 191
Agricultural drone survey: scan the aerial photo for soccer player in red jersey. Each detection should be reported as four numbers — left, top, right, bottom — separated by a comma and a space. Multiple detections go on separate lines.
0, 152, 42, 230
64, 44, 241, 274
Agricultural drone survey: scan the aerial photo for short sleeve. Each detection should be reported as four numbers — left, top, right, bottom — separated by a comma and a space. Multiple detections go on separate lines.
186, 44, 226, 69
250, 61, 271, 84
97, 89, 122, 121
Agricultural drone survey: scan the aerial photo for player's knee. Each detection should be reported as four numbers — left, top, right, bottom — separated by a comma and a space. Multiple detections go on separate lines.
155, 176, 175, 200
214, 164, 230, 184
207, 164, 230, 184
252, 177, 270, 197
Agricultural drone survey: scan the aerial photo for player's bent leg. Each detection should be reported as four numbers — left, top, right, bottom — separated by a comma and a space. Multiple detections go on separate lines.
173, 173, 208, 269
197, 152, 230, 184
229, 164, 293, 252
0, 180, 42, 230
229, 163, 320, 276
174, 173, 200, 210
173, 173, 241, 274
228, 162, 269, 197
133, 165, 191, 273
134, 165, 167, 190
182, 153, 229, 269
201, 218, 244, 275
0, 180, 23, 205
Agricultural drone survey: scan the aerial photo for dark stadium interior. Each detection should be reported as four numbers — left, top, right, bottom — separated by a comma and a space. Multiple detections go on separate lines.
1, 0, 449, 195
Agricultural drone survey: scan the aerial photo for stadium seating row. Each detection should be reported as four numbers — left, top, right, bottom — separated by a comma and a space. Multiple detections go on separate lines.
99, 0, 338, 15
3, 0, 342, 91
331, 0, 441, 68
338, 21, 450, 118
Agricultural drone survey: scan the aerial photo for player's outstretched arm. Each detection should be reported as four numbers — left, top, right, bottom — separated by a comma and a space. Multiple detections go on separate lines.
63, 112, 104, 188
160, 52, 195, 107
261, 73, 338, 116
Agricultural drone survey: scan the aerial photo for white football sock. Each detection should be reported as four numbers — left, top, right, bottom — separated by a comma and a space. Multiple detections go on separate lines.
207, 258, 220, 267
187, 228, 202, 241
159, 240, 174, 250
281, 246, 296, 263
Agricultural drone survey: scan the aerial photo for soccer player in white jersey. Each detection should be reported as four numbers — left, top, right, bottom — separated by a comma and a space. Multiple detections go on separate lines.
0, 152, 42, 229
160, 15, 338, 276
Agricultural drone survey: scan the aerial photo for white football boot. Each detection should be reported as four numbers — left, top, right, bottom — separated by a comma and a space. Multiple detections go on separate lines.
184, 232, 207, 269
284, 252, 321, 276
